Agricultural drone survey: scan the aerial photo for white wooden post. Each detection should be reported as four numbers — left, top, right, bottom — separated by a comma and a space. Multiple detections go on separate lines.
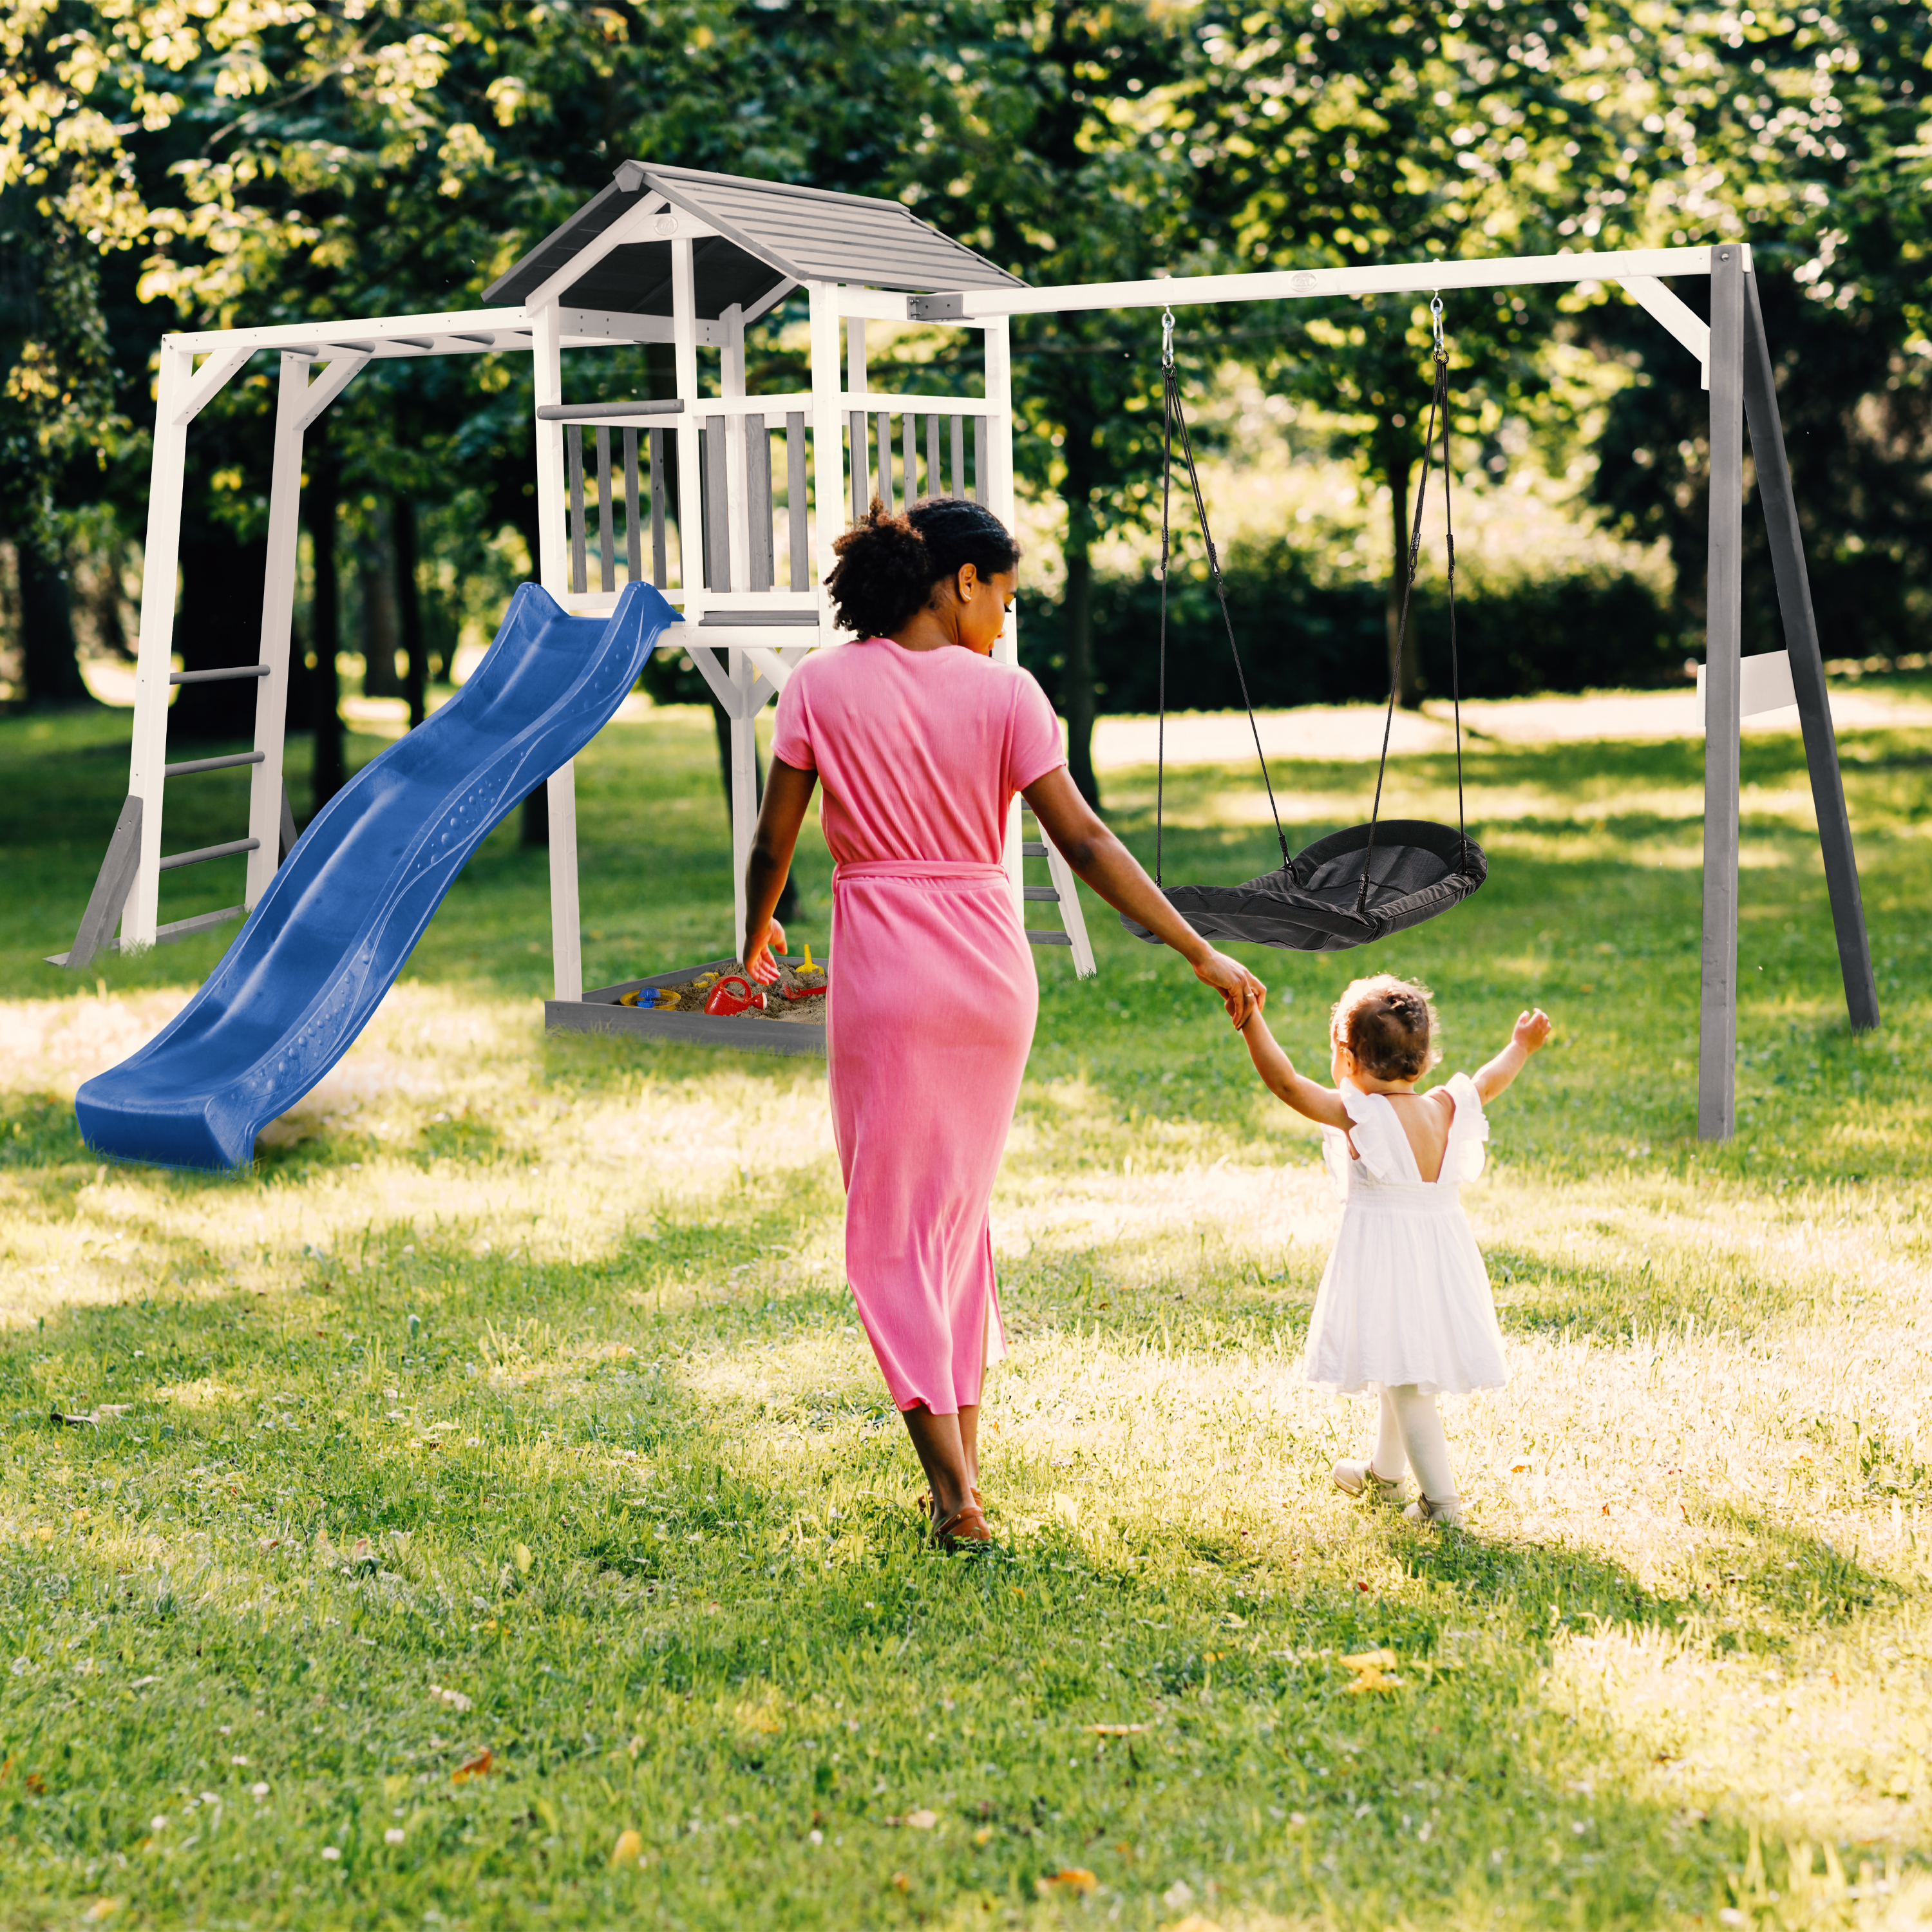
807, 282, 844, 602
721, 302, 750, 594
846, 310, 867, 521
982, 314, 1026, 918
124, 340, 196, 948
731, 654, 759, 961
531, 299, 583, 1003
245, 352, 310, 904
672, 238, 704, 610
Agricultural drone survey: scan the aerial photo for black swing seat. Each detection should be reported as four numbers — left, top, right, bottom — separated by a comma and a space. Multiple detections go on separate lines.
1122, 819, 1486, 953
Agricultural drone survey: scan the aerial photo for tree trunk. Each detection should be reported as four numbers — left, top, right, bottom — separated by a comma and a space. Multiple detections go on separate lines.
359, 502, 402, 697
1386, 447, 1422, 709
308, 437, 345, 809
395, 494, 426, 728
17, 538, 91, 706
521, 775, 548, 848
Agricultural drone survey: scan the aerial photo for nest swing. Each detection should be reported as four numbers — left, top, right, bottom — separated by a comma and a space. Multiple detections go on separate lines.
1121, 299, 1486, 954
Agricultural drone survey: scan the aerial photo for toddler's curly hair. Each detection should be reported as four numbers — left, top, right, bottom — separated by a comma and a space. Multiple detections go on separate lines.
824, 496, 1020, 639
1330, 974, 1441, 1083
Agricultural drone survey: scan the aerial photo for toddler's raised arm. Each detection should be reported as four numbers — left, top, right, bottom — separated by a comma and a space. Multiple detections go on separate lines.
1238, 1011, 1352, 1129
1473, 1008, 1552, 1104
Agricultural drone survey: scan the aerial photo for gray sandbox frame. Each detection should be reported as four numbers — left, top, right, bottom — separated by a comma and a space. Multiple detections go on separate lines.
546, 954, 827, 1058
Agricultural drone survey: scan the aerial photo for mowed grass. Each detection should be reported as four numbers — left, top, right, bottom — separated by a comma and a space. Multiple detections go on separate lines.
3, 695, 1932, 1929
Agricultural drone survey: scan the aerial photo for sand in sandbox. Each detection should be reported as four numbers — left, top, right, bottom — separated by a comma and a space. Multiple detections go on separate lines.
660, 958, 828, 1024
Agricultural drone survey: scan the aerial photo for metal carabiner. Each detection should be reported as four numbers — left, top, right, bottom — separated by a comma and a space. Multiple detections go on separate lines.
1161, 305, 1175, 371
1430, 292, 1446, 363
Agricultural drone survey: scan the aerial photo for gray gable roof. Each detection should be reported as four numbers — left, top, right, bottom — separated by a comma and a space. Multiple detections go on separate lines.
482, 163, 1024, 316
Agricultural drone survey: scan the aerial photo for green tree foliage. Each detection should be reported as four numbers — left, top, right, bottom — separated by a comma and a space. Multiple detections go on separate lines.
1580, 3, 1932, 659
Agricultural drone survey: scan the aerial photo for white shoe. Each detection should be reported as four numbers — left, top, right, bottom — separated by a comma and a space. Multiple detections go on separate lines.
1332, 1459, 1407, 1505
1403, 1494, 1464, 1527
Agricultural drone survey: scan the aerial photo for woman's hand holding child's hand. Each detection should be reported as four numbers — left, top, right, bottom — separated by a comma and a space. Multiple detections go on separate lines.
1193, 949, 1266, 1028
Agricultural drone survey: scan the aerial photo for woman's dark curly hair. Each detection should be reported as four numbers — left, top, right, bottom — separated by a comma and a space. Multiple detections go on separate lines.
824, 495, 1020, 639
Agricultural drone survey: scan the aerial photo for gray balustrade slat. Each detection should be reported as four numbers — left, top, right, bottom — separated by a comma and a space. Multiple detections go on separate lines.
596, 427, 615, 593
927, 415, 941, 497
649, 429, 668, 587
950, 416, 965, 497
704, 417, 730, 592
566, 424, 587, 594
746, 413, 774, 593
902, 412, 916, 506
786, 413, 808, 591
972, 417, 987, 504
849, 410, 867, 520
876, 411, 893, 514
623, 429, 642, 581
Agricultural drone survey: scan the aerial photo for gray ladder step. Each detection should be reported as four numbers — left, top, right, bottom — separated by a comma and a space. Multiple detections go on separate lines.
1022, 886, 1060, 900
1027, 930, 1073, 946
1021, 840, 1048, 857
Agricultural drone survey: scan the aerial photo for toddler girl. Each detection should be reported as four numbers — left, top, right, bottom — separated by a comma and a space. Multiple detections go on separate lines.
1238, 974, 1550, 1526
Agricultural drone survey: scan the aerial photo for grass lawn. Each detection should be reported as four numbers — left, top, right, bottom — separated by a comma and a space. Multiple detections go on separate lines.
4, 692, 1932, 1930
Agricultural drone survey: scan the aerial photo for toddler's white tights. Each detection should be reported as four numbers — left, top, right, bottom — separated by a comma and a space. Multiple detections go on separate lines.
1370, 1384, 1457, 1504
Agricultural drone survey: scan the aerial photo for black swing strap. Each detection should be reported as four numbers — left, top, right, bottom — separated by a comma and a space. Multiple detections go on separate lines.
1357, 296, 1468, 909
1155, 307, 1291, 876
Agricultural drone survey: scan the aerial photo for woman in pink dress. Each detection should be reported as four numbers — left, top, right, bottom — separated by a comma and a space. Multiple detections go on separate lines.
744, 498, 1263, 1546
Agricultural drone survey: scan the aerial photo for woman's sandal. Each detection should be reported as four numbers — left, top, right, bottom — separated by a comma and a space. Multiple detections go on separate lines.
931, 1499, 993, 1548
1403, 1494, 1464, 1527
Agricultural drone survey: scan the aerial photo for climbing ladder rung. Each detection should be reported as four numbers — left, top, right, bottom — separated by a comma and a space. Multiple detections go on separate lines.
1027, 930, 1074, 947
170, 665, 269, 685
1022, 885, 1060, 900
164, 751, 265, 778
1021, 841, 1048, 857
158, 837, 260, 872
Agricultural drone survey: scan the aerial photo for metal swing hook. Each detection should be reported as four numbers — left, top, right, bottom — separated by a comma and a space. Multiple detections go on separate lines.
1430, 292, 1446, 365
1161, 306, 1175, 372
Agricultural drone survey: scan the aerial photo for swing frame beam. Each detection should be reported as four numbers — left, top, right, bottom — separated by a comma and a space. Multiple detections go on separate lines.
908, 240, 1878, 1142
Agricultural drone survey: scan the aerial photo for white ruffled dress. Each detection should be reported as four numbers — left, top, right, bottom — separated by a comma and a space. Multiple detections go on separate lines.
1302, 1074, 1507, 1397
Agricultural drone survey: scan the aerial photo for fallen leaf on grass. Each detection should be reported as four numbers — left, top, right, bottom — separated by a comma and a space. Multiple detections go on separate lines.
1090, 1724, 1147, 1737
891, 1871, 910, 1891
1339, 1649, 1401, 1694
428, 1684, 473, 1712
511, 1543, 533, 1575
452, 1750, 493, 1783
885, 1808, 938, 1828
24, 1774, 46, 1794
82, 1900, 122, 1922
609, 1828, 643, 1869
1038, 1868, 1097, 1895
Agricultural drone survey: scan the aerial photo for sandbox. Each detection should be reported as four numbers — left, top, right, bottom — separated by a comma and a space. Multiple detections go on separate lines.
544, 954, 828, 1058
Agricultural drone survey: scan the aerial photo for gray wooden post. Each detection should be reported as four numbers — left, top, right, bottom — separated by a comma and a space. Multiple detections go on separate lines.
1739, 271, 1879, 1032
1699, 243, 1747, 1141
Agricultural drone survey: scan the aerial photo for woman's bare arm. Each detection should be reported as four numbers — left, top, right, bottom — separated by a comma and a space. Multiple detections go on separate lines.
743, 757, 818, 982
1237, 1010, 1352, 1128
1022, 765, 1264, 1027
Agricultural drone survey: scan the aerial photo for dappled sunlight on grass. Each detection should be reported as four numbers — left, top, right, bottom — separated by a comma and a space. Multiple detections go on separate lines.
7, 703, 1932, 1925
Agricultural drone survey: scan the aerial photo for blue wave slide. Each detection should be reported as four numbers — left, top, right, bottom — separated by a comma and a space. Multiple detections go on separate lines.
77, 580, 677, 1170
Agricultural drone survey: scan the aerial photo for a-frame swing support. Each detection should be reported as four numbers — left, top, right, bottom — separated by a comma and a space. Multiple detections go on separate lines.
923, 240, 1879, 1142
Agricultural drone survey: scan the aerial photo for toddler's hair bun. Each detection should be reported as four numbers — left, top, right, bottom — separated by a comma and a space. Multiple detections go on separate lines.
826, 495, 1020, 638
1331, 974, 1441, 1082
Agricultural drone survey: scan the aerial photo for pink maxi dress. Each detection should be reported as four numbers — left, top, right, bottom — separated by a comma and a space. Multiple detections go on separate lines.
771, 636, 1066, 1415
